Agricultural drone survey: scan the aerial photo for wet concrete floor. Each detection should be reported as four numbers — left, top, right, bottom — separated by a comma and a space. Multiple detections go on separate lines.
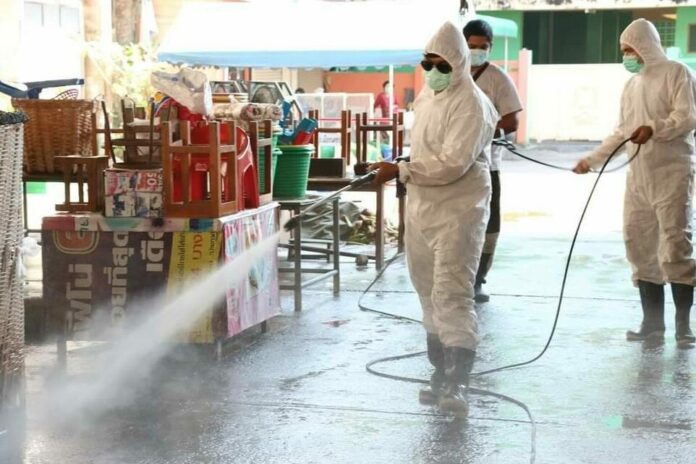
8, 153, 696, 463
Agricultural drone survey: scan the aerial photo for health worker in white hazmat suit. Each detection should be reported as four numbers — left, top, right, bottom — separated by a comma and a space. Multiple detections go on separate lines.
574, 19, 696, 346
370, 22, 498, 416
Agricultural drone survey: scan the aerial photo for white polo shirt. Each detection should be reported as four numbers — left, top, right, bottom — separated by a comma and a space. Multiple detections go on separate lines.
472, 62, 523, 172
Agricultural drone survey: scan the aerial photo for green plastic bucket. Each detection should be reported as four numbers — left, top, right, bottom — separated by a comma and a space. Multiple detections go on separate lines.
259, 125, 282, 148
258, 148, 281, 192
273, 144, 314, 198
258, 125, 283, 192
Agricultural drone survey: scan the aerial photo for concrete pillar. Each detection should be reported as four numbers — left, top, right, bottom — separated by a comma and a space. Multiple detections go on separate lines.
516, 48, 532, 145
113, 0, 141, 44
83, 0, 113, 101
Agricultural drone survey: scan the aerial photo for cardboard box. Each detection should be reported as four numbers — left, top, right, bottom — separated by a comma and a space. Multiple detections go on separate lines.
105, 170, 136, 196
135, 192, 163, 218
105, 192, 136, 217
105, 169, 163, 217
136, 170, 163, 192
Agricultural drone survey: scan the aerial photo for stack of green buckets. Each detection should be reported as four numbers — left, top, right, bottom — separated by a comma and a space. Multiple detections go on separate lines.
273, 142, 315, 199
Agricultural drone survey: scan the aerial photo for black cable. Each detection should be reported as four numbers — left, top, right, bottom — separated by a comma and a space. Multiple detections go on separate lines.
360, 257, 537, 463
473, 136, 632, 375
492, 139, 574, 172
361, 137, 633, 372
493, 138, 640, 174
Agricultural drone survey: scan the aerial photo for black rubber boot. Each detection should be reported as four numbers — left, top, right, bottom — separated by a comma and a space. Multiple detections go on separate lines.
474, 253, 492, 303
671, 283, 695, 346
419, 334, 445, 405
626, 280, 665, 342
438, 347, 475, 418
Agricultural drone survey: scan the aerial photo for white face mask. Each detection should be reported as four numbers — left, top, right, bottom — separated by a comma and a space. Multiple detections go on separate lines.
470, 49, 490, 67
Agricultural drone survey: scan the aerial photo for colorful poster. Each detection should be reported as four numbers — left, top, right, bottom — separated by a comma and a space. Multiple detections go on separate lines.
223, 206, 279, 336
42, 204, 279, 344
42, 230, 172, 340
165, 232, 222, 343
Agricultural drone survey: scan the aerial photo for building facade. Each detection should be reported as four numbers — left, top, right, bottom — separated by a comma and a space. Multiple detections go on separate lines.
479, 1, 696, 68
477, 1, 696, 141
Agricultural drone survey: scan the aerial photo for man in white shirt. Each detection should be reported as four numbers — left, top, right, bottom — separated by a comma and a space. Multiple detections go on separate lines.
463, 19, 524, 303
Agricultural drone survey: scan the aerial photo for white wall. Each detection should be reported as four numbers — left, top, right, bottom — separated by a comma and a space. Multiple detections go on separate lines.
297, 69, 324, 93
527, 64, 630, 141
251, 68, 298, 92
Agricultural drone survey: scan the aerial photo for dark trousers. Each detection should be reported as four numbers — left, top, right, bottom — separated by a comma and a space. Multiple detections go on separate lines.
486, 170, 501, 236
476, 170, 500, 285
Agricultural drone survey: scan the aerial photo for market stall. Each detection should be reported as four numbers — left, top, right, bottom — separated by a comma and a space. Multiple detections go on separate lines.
8, 65, 289, 359
42, 202, 279, 360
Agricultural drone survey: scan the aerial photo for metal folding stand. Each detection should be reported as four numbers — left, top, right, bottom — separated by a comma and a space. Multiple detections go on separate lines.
277, 195, 341, 312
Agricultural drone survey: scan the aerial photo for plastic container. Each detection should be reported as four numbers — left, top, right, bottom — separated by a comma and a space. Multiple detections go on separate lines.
258, 125, 283, 192
292, 118, 318, 145
380, 144, 393, 161
320, 144, 336, 159
259, 148, 281, 193
273, 144, 314, 198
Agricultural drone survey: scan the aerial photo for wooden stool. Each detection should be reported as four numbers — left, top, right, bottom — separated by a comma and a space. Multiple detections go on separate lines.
309, 109, 353, 167
102, 99, 178, 169
54, 155, 109, 213
354, 112, 404, 164
161, 120, 239, 218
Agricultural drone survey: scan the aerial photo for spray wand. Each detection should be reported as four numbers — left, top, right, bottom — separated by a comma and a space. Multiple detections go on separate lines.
282, 170, 378, 232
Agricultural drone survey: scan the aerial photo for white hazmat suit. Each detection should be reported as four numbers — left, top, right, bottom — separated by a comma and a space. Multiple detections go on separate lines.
399, 22, 499, 350
584, 19, 696, 286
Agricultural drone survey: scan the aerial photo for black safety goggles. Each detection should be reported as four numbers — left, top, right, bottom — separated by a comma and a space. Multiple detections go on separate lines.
420, 60, 453, 74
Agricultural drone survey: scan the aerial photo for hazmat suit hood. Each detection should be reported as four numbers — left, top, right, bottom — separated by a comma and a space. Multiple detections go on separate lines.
424, 21, 471, 90
620, 19, 667, 66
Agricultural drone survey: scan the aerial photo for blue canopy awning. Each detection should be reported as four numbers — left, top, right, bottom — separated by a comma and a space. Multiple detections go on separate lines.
157, 1, 518, 69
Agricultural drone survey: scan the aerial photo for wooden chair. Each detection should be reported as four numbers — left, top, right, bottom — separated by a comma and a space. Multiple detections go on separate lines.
354, 112, 406, 254
309, 109, 353, 166
54, 155, 109, 213
354, 112, 405, 164
104, 99, 178, 169
161, 120, 239, 218
248, 120, 274, 205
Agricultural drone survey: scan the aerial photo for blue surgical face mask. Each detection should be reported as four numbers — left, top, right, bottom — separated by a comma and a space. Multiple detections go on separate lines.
425, 69, 452, 92
470, 49, 490, 67
623, 54, 644, 74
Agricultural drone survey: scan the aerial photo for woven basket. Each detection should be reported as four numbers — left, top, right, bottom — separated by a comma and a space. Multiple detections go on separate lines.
0, 113, 27, 412
11, 99, 96, 174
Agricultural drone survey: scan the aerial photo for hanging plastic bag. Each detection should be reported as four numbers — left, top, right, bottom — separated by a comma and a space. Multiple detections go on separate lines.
150, 68, 212, 116
16, 237, 40, 280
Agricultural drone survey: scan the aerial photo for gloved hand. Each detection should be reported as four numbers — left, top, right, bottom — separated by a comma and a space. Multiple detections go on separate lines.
630, 125, 653, 144
368, 161, 399, 184
573, 159, 591, 174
